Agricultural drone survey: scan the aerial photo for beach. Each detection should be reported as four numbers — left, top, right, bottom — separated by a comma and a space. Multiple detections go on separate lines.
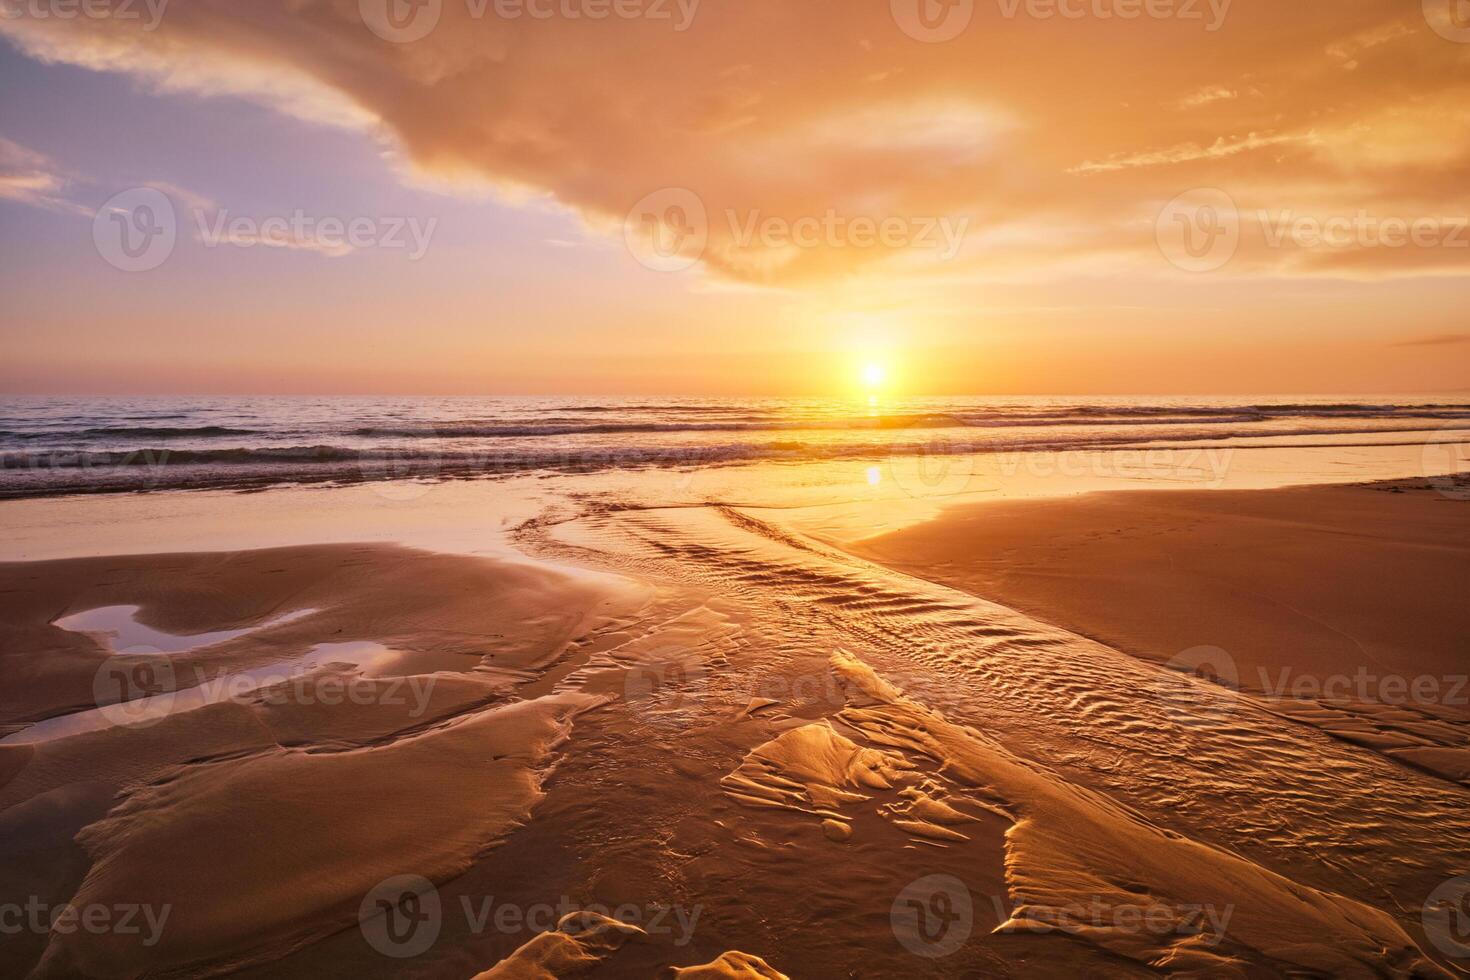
6, 0, 1469, 973
852, 477, 1470, 785
1, 409, 1467, 978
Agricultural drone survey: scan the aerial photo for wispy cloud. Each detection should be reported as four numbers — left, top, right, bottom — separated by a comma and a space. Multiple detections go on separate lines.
1393, 333, 1470, 348
193, 224, 356, 257
1177, 86, 1239, 110
0, 138, 91, 216
1326, 20, 1413, 69
1071, 131, 1317, 174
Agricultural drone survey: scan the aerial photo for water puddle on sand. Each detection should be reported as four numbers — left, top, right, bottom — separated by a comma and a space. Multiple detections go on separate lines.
55, 605, 318, 654
2, 638, 397, 746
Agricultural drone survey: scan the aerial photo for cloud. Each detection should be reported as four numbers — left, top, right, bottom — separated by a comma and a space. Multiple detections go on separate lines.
0, 137, 220, 228
147, 180, 216, 213
1393, 333, 1470, 348
1177, 85, 1239, 109
1326, 20, 1414, 68
1071, 131, 1316, 174
191, 220, 357, 257
0, 137, 91, 216
1, 0, 1468, 285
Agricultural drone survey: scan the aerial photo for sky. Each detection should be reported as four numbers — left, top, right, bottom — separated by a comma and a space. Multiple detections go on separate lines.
0, 0, 1467, 396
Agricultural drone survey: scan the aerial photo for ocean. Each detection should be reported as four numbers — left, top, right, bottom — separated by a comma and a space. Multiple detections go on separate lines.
0, 394, 1466, 498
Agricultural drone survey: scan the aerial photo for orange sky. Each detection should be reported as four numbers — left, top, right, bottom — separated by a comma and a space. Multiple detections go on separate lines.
0, 0, 1467, 394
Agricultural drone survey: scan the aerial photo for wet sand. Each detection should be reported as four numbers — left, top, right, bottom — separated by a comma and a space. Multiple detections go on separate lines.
0, 544, 652, 978
853, 477, 1470, 785
1, 472, 1467, 978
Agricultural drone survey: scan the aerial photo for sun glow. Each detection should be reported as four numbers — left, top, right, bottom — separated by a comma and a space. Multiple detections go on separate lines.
851, 355, 898, 409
